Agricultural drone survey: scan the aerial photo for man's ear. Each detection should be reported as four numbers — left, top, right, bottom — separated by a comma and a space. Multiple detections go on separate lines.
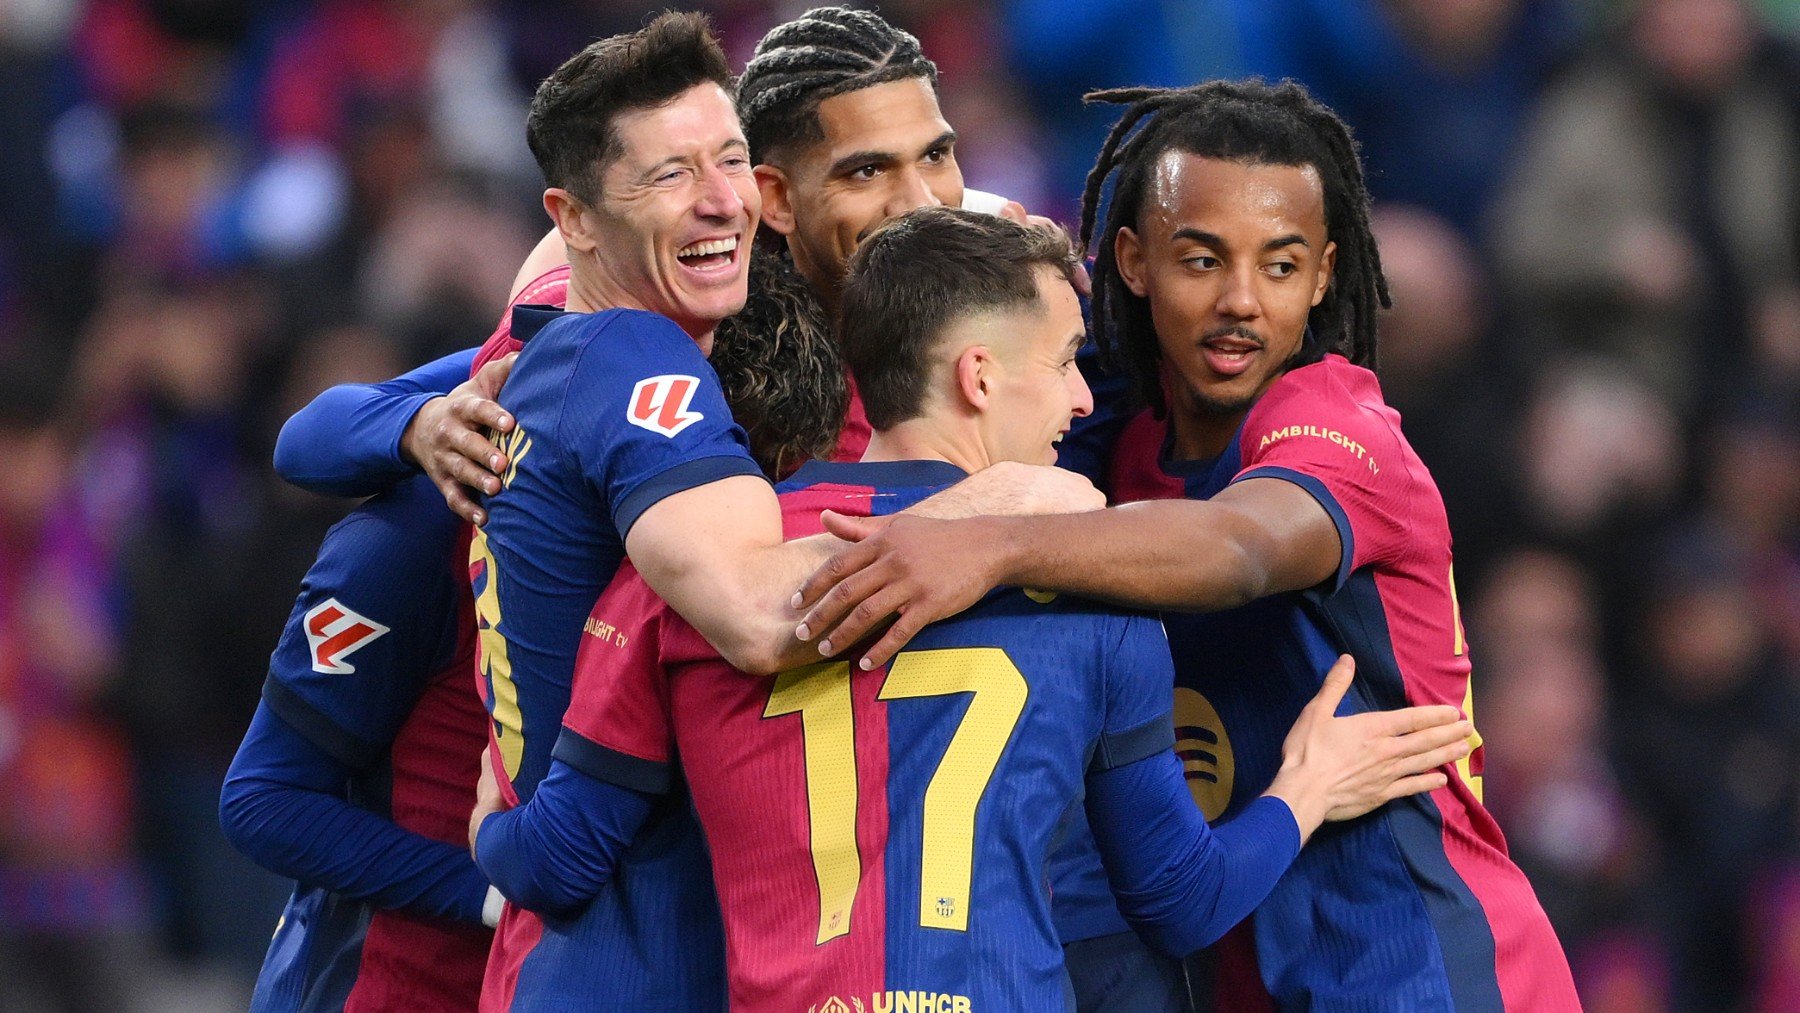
954, 345, 997, 412
756, 165, 796, 236
1312, 240, 1337, 308
1114, 226, 1149, 297
543, 188, 596, 256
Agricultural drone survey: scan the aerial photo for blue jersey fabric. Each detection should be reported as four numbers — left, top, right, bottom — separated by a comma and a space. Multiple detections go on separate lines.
544, 461, 1194, 1011
474, 304, 758, 1011
273, 348, 475, 497
1130, 424, 1488, 1010
232, 475, 487, 1012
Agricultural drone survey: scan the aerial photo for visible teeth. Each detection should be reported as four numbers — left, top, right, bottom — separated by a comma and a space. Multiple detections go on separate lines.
678, 236, 738, 258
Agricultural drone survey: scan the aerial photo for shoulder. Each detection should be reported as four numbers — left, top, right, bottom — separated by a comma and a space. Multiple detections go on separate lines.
1240, 355, 1406, 462
314, 476, 462, 582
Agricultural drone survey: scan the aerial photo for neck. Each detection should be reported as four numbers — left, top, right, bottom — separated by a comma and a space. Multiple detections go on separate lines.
1164, 389, 1250, 462
567, 253, 716, 354
860, 419, 988, 474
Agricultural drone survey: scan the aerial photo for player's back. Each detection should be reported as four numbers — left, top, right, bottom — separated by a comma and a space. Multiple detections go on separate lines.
250, 475, 491, 1011
660, 461, 1169, 1011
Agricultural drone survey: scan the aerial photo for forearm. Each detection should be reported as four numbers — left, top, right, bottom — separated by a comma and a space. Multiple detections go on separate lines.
664, 534, 838, 675
990, 501, 1274, 612
1088, 752, 1302, 957
273, 348, 475, 495
221, 709, 488, 922
473, 761, 653, 916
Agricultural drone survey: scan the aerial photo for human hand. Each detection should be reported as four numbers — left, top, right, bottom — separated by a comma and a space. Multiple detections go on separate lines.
468, 750, 511, 857
1266, 656, 1472, 839
794, 512, 1008, 670
401, 353, 516, 525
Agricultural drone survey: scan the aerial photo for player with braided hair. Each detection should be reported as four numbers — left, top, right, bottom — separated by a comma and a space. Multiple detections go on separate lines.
799, 79, 1580, 1010
1079, 79, 1389, 413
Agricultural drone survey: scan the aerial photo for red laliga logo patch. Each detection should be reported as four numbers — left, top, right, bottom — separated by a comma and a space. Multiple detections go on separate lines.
304, 599, 391, 674
627, 374, 705, 437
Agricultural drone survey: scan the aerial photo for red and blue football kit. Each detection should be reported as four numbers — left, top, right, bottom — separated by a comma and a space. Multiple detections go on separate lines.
468, 295, 772, 1010
1108, 354, 1578, 1011
486, 460, 1303, 1012
224, 475, 491, 1012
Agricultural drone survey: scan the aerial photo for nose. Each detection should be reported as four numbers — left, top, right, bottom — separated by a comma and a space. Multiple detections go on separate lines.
883, 166, 942, 218
1215, 264, 1261, 320
1068, 361, 1094, 419
694, 162, 745, 222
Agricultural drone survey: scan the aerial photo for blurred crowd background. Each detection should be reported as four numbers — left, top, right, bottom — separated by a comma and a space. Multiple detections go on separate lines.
0, 0, 1794, 1009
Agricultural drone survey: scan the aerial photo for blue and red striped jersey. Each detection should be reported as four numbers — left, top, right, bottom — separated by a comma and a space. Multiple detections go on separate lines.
557, 459, 1176, 1012
1108, 354, 1578, 1011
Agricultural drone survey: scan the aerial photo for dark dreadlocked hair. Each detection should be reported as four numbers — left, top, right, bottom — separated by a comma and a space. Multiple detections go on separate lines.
735, 6, 938, 164
1079, 79, 1390, 416
712, 244, 849, 480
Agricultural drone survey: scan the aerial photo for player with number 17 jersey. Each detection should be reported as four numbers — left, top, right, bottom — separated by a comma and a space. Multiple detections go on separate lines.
557, 460, 1183, 1012
469, 301, 763, 1009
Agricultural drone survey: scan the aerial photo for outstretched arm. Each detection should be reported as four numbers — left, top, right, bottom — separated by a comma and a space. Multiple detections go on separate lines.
795, 476, 1337, 668
1091, 657, 1471, 956
625, 462, 1104, 675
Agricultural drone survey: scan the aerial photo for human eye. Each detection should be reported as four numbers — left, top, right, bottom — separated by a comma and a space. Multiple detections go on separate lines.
849, 163, 882, 181
923, 145, 951, 165
1183, 253, 1220, 270
1265, 261, 1297, 278
720, 153, 751, 173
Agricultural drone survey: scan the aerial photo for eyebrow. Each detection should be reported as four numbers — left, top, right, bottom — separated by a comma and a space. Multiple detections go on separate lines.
827, 130, 957, 178
1171, 227, 1311, 252
638, 138, 748, 182
1062, 332, 1087, 357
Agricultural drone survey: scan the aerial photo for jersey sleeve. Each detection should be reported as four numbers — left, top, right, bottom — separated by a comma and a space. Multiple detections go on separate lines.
1087, 754, 1302, 957
556, 311, 764, 538
221, 702, 491, 924
1090, 613, 1177, 773
272, 348, 478, 497
1230, 367, 1412, 590
553, 564, 677, 795
263, 476, 465, 770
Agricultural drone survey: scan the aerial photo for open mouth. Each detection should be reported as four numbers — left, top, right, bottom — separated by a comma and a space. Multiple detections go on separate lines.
1199, 334, 1262, 378
676, 235, 740, 273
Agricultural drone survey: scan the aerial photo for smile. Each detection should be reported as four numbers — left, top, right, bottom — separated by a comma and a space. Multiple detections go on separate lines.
676, 235, 740, 274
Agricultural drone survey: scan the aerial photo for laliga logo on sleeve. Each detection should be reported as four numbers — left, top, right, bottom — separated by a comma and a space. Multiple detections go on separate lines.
628, 374, 704, 437
304, 599, 391, 674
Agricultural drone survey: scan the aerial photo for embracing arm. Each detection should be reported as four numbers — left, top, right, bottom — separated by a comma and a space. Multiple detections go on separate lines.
625, 463, 1105, 675
1091, 657, 1472, 956
274, 348, 477, 496
1087, 752, 1301, 956
798, 476, 1336, 667
471, 759, 655, 918
219, 703, 492, 924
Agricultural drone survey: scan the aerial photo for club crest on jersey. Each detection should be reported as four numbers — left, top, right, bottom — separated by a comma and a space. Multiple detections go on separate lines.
628, 374, 705, 437
303, 599, 390, 674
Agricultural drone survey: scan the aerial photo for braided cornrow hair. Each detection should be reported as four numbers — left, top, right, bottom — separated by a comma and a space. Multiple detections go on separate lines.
712, 244, 849, 480
736, 6, 938, 165
1079, 79, 1390, 415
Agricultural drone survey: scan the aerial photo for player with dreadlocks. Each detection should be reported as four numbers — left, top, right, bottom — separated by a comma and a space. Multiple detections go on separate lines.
267, 6, 1157, 1009
797, 78, 1581, 1010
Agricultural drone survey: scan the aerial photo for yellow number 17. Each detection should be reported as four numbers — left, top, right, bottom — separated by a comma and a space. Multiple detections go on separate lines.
762, 648, 1028, 944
